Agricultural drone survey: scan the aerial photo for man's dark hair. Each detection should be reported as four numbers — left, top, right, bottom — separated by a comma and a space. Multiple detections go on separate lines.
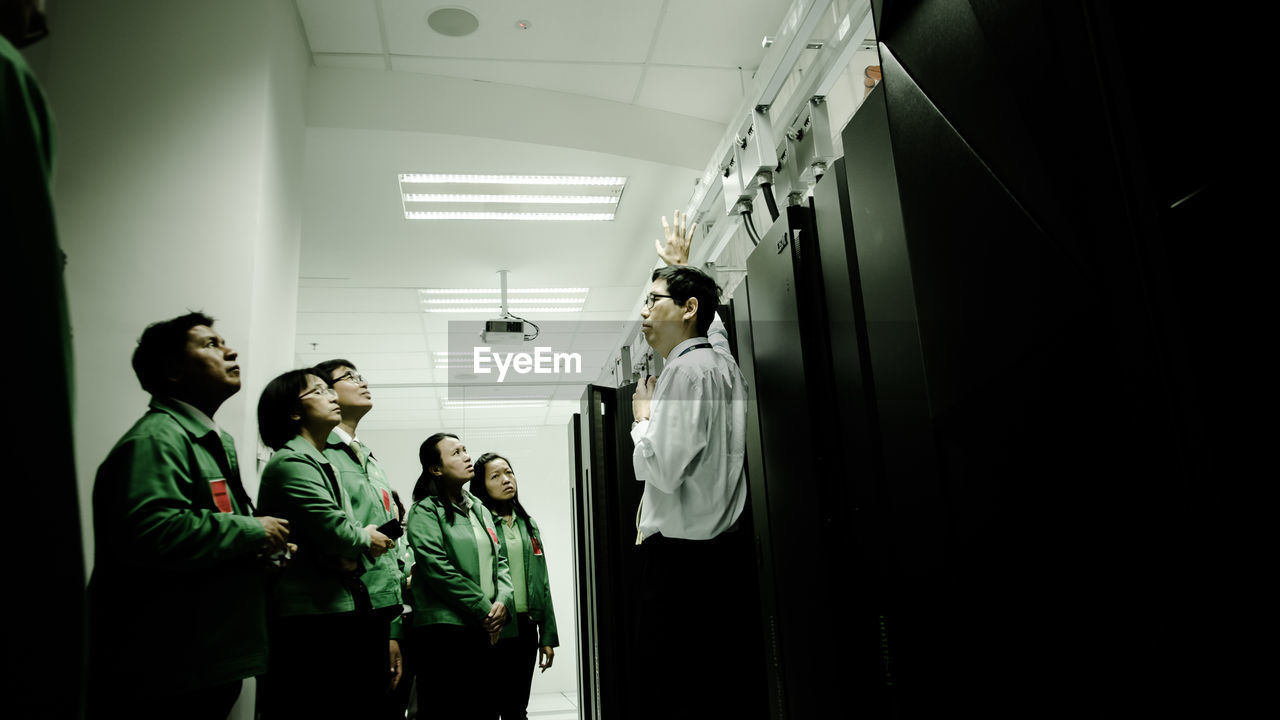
312, 358, 356, 383
256, 369, 311, 450
131, 311, 216, 394
651, 265, 722, 336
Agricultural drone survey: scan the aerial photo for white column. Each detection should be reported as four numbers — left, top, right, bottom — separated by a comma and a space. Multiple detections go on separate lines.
43, 4, 308, 713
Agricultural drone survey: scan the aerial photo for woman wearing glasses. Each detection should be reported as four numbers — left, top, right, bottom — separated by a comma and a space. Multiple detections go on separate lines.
405, 432, 513, 720
255, 370, 395, 719
469, 452, 559, 720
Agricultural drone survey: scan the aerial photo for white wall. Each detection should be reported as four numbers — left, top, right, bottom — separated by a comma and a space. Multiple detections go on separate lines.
44, 1, 308, 716
361, 422, 580, 695
47, 0, 308, 556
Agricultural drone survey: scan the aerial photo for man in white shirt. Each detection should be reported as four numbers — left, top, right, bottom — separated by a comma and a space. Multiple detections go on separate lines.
630, 212, 753, 718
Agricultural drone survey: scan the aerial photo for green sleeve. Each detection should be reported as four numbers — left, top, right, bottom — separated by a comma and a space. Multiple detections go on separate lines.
529, 520, 559, 647
260, 455, 370, 559
488, 514, 515, 610
102, 433, 265, 571
406, 504, 492, 620
538, 568, 559, 647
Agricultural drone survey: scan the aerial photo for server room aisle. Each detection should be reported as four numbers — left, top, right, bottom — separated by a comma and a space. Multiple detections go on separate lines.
527, 690, 579, 719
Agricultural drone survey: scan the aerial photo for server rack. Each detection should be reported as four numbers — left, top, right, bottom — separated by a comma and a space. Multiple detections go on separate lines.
571, 383, 643, 720
566, 413, 591, 720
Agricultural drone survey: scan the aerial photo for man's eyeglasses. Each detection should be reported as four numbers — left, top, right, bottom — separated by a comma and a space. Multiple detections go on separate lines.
299, 385, 338, 400
331, 371, 366, 385
644, 293, 675, 309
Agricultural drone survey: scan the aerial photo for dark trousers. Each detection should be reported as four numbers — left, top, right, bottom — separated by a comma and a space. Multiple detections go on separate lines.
384, 631, 413, 720
87, 679, 242, 720
260, 611, 391, 719
492, 613, 540, 719
411, 623, 498, 720
634, 532, 758, 720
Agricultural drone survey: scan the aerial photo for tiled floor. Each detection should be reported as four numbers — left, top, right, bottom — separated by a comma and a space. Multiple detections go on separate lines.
528, 690, 579, 719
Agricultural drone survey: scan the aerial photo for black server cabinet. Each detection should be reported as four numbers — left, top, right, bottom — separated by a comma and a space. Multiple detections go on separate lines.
736, 196, 886, 719
571, 384, 643, 720
836, 0, 1228, 713
566, 413, 591, 720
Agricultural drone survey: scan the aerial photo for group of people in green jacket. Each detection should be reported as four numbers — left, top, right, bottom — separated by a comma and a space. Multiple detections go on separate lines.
87, 311, 557, 720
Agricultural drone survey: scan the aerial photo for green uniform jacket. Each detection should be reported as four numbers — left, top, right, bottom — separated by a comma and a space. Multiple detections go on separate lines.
88, 398, 268, 693
323, 432, 405, 638
257, 435, 371, 617
492, 513, 560, 647
406, 490, 514, 628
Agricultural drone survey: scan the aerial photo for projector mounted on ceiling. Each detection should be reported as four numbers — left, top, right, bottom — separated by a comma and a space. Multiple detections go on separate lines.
482, 270, 539, 343
482, 318, 527, 345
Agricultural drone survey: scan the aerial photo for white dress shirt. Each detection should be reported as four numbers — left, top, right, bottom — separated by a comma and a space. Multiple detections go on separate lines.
630, 314, 748, 541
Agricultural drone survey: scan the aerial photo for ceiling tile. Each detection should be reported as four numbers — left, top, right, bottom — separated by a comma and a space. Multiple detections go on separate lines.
297, 287, 421, 313
648, 0, 789, 68
303, 351, 433, 371
296, 0, 385, 54
296, 311, 424, 334
633, 65, 750, 124
295, 333, 427, 354
390, 57, 643, 105
381, 0, 664, 63
314, 53, 387, 71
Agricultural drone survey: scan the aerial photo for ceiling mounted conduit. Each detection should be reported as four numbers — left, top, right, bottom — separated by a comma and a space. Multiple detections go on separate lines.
679, 0, 876, 271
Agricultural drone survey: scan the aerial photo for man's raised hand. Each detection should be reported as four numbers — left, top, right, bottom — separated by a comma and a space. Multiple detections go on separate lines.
655, 209, 695, 266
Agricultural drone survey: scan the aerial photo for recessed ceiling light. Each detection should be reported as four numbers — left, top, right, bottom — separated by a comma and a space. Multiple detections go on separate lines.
406, 211, 617, 222
404, 194, 619, 205
401, 174, 626, 186
426, 8, 479, 37
419, 287, 589, 314
427, 283, 591, 288
423, 298, 586, 305
400, 173, 628, 221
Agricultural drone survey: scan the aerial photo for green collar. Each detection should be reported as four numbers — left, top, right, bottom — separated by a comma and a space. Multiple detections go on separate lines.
282, 434, 332, 466
149, 396, 218, 440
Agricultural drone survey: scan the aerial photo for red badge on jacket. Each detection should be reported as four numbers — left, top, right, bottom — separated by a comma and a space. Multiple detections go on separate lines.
381, 489, 391, 513
530, 536, 543, 556
209, 479, 232, 513
487, 527, 499, 546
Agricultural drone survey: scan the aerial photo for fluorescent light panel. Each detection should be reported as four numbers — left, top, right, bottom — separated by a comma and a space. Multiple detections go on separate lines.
404, 194, 618, 205
405, 211, 614, 221
400, 173, 626, 221
422, 288, 587, 294
423, 298, 585, 305
401, 174, 625, 185
423, 306, 583, 314
419, 287, 588, 314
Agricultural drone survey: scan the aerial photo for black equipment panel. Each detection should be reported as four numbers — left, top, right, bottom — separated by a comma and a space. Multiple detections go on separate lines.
572, 384, 643, 720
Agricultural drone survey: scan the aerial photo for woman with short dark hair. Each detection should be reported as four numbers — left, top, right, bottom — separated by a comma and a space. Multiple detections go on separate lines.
255, 369, 395, 719
469, 452, 559, 720
406, 432, 513, 720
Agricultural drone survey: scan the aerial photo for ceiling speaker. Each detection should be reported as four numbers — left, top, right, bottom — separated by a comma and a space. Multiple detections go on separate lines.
426, 7, 479, 37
